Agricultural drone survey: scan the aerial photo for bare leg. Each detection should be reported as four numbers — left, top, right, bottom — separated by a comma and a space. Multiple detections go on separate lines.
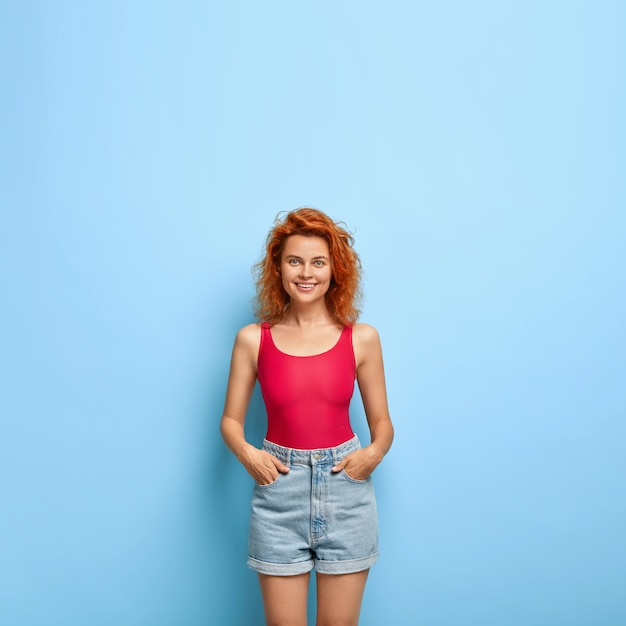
258, 572, 311, 626
315, 570, 369, 626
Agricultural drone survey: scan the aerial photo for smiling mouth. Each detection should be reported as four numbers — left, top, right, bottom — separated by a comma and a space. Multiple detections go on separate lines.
295, 283, 317, 288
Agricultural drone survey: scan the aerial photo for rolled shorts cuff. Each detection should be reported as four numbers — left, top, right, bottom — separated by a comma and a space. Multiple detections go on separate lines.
247, 552, 379, 576
247, 556, 314, 576
315, 552, 379, 574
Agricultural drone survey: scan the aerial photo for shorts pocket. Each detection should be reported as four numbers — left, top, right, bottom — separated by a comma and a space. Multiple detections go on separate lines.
341, 469, 371, 484
255, 472, 286, 489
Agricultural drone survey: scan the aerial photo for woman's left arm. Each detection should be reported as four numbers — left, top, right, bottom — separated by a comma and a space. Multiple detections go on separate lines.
332, 323, 394, 480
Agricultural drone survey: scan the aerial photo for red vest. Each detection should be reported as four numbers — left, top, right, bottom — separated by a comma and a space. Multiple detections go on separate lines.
257, 323, 356, 448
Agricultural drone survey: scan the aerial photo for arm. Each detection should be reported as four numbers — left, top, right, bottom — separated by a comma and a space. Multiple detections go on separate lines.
332, 323, 394, 479
220, 324, 289, 484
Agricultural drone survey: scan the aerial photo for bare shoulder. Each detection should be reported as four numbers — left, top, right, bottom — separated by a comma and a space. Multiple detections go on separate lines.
236, 322, 261, 342
234, 323, 262, 353
352, 323, 383, 368
352, 322, 381, 346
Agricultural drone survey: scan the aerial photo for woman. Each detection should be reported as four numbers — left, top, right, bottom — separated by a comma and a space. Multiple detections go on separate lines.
220, 208, 393, 625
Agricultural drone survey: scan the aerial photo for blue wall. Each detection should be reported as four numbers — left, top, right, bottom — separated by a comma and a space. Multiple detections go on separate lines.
1, 2, 625, 624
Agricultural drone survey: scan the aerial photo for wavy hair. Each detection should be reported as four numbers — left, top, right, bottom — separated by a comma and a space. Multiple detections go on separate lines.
254, 208, 362, 326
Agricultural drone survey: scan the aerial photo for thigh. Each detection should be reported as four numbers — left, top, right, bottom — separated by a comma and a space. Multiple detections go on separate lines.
316, 570, 369, 626
258, 572, 310, 626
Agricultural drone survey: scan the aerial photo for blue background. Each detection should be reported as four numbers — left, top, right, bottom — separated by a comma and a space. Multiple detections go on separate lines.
1, 2, 625, 624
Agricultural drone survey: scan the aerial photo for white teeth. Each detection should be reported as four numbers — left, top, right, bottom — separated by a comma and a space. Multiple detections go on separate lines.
297, 283, 315, 288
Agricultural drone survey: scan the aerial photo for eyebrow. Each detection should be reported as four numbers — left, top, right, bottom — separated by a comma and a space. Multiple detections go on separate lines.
285, 254, 329, 261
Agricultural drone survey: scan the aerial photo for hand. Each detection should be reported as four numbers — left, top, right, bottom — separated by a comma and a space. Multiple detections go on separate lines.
332, 446, 380, 481
239, 444, 290, 485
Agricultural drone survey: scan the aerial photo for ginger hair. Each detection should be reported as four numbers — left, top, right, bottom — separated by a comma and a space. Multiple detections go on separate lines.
254, 208, 362, 326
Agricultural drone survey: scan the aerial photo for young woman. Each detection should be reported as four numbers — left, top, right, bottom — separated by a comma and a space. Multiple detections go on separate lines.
220, 208, 393, 625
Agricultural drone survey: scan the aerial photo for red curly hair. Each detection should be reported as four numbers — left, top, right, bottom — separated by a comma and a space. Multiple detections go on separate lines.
254, 208, 362, 326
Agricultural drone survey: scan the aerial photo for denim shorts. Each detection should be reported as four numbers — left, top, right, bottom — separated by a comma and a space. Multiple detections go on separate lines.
247, 435, 378, 576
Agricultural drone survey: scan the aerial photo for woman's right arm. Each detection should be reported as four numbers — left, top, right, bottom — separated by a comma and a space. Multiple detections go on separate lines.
220, 324, 290, 484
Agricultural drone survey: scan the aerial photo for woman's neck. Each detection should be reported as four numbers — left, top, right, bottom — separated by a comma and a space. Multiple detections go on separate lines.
281, 302, 336, 328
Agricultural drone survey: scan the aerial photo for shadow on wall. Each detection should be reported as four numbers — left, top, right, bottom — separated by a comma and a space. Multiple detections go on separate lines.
195, 302, 269, 624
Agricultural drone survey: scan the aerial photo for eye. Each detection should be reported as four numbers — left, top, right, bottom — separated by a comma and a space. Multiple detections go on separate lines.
314, 260, 325, 267
288, 258, 300, 265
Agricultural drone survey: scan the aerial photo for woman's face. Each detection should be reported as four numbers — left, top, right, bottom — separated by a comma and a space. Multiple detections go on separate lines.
280, 235, 333, 304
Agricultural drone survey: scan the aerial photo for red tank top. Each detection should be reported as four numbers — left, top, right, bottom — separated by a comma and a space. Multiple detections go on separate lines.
257, 322, 356, 449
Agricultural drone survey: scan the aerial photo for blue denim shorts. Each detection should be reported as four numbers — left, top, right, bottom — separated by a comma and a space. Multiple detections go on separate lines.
247, 435, 378, 576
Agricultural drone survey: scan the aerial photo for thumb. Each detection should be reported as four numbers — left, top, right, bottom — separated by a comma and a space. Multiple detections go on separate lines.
332, 458, 346, 473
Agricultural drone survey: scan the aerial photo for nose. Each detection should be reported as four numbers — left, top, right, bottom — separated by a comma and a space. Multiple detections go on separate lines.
299, 263, 313, 278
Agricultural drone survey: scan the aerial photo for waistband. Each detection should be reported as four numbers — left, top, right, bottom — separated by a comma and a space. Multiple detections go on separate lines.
262, 435, 361, 465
